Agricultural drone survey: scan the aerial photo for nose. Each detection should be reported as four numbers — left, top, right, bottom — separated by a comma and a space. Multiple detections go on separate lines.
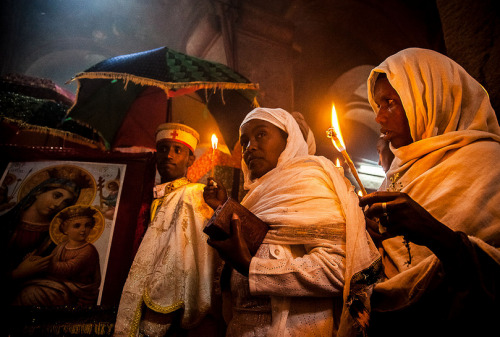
375, 108, 387, 124
167, 147, 176, 158
52, 198, 64, 209
246, 138, 258, 152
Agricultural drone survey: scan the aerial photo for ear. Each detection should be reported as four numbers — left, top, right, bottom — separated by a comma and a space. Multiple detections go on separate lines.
187, 154, 195, 168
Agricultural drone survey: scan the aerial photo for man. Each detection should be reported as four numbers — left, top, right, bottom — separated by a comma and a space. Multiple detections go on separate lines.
114, 123, 223, 337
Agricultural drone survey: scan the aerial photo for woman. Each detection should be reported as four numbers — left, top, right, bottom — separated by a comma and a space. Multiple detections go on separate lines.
360, 48, 500, 336
204, 107, 380, 336
2, 177, 81, 304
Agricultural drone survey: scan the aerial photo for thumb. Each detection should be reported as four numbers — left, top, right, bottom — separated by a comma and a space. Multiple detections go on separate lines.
230, 213, 241, 236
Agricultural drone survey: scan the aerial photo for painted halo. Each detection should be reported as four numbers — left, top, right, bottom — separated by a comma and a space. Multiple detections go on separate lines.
18, 164, 97, 205
50, 205, 105, 245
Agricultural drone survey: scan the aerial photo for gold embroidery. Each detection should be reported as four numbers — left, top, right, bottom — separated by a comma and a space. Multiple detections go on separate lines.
386, 173, 412, 266
143, 287, 184, 314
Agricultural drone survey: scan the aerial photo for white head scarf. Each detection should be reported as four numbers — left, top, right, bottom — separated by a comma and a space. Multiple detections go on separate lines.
240, 107, 309, 190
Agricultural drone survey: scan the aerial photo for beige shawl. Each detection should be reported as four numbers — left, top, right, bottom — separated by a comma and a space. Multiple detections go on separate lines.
240, 108, 380, 335
367, 48, 500, 311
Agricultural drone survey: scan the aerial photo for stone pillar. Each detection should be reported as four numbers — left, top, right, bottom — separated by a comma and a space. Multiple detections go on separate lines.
437, 0, 500, 120
186, 1, 295, 111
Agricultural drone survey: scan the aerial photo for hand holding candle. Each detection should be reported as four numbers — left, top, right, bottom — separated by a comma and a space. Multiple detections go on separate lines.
326, 104, 367, 196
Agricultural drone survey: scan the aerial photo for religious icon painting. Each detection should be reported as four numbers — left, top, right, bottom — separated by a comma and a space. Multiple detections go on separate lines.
1, 160, 126, 306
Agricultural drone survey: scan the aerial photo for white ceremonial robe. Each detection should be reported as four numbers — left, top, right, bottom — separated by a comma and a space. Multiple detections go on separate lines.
113, 178, 217, 337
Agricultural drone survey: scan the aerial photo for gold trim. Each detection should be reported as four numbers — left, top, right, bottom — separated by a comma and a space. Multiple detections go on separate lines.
143, 287, 184, 314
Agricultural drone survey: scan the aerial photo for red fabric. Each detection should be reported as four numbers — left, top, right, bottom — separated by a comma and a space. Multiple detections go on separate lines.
112, 86, 168, 150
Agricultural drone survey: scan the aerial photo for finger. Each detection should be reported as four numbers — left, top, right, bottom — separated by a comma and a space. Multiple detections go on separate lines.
359, 191, 400, 207
41, 255, 53, 261
365, 201, 391, 219
207, 238, 222, 249
229, 213, 241, 236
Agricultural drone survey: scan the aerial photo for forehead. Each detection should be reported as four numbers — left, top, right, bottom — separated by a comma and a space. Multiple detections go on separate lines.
240, 119, 282, 135
48, 187, 73, 196
156, 139, 189, 150
374, 77, 398, 96
65, 216, 93, 224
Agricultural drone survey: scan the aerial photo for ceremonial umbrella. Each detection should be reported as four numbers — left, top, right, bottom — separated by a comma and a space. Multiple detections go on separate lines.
65, 46, 259, 150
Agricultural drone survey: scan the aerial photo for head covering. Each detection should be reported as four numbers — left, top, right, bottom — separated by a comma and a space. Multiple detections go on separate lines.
367, 48, 500, 145
364, 48, 500, 319
240, 107, 308, 189
291, 111, 317, 155
156, 123, 200, 153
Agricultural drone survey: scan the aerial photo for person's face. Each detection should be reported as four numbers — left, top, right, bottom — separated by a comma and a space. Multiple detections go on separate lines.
373, 77, 413, 149
156, 139, 195, 183
63, 216, 93, 243
240, 119, 288, 180
34, 188, 75, 218
377, 139, 395, 173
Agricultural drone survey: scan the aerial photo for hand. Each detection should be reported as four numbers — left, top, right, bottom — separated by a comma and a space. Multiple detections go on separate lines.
365, 216, 386, 248
359, 192, 456, 255
203, 177, 228, 210
208, 213, 252, 277
11, 252, 52, 280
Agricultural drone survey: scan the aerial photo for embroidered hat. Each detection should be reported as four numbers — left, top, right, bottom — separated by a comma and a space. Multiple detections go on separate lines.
156, 123, 200, 152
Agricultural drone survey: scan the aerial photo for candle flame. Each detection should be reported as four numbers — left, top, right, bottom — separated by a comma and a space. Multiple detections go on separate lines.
211, 134, 218, 150
358, 190, 363, 197
330, 104, 346, 150
336, 158, 341, 167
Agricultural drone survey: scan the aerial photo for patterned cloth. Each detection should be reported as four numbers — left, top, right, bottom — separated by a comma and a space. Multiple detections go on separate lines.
113, 178, 219, 336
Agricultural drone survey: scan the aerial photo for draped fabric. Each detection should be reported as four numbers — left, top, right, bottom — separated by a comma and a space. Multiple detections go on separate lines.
13, 242, 101, 306
234, 108, 380, 336
366, 48, 500, 320
113, 179, 217, 337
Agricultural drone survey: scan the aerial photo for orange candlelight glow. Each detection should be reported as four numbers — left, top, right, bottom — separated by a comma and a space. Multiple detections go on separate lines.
336, 158, 341, 168
330, 104, 346, 152
211, 134, 218, 177
326, 103, 367, 196
211, 134, 218, 151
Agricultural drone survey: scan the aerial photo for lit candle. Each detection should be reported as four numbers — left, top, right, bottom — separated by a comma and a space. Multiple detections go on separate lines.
326, 103, 368, 196
335, 158, 341, 168
211, 133, 218, 177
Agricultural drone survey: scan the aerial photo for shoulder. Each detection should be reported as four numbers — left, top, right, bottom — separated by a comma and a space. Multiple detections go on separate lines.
182, 182, 206, 195
284, 156, 338, 180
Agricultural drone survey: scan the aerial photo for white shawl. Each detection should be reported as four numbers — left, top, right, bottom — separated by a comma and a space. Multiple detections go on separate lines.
366, 48, 500, 310
240, 108, 380, 334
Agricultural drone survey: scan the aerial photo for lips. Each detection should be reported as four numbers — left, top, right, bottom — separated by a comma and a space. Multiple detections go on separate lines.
380, 128, 391, 139
246, 156, 262, 167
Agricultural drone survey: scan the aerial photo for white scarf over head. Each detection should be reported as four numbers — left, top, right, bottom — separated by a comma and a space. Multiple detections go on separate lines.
366, 48, 500, 310
239, 107, 380, 334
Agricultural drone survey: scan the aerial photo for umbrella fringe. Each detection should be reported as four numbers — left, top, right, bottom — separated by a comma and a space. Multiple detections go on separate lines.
72, 72, 259, 93
1, 116, 107, 150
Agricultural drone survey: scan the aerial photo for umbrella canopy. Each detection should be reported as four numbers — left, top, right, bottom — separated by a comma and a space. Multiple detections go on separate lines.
66, 46, 259, 150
